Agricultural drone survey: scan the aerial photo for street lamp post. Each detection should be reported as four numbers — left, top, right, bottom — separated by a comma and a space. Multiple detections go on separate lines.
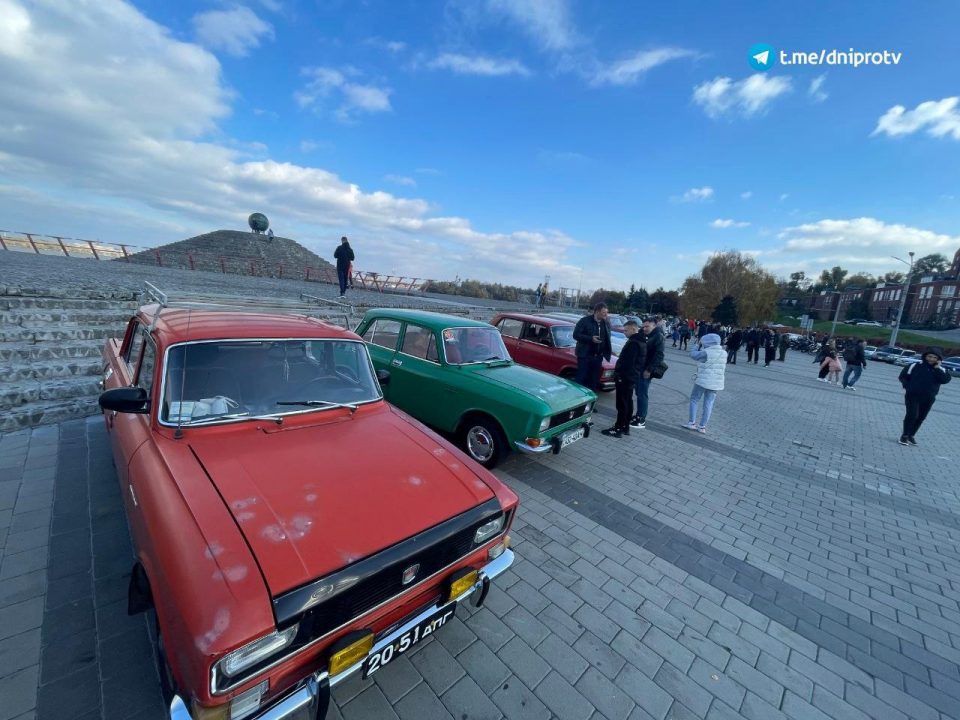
829, 290, 844, 338
889, 252, 915, 348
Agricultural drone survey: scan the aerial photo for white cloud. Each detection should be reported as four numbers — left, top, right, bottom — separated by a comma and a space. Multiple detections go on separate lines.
415, 167, 442, 176
295, 67, 392, 121
384, 174, 416, 187
0, 0, 586, 288
299, 140, 332, 153
741, 191, 753, 199
365, 37, 406, 53
808, 74, 828, 103
428, 53, 531, 77
192, 6, 274, 57
586, 47, 698, 86
710, 219, 750, 229
780, 193, 789, 202
693, 74, 792, 118
674, 186, 714, 203
873, 97, 960, 140
485, 0, 578, 51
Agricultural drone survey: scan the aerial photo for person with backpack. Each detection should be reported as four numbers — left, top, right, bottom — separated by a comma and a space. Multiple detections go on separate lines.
898, 347, 951, 445
842, 339, 867, 390
630, 317, 665, 429
685, 333, 727, 433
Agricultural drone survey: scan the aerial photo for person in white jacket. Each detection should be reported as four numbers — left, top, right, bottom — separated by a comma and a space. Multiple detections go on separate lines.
685, 333, 727, 433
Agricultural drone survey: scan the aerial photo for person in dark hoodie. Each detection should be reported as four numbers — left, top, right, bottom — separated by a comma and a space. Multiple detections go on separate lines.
572, 303, 612, 390
745, 326, 759, 364
333, 236, 355, 297
630, 317, 665, 429
898, 347, 951, 446
602, 319, 645, 437
726, 326, 742, 364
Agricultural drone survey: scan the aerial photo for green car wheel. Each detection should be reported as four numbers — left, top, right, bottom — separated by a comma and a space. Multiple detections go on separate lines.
459, 416, 506, 469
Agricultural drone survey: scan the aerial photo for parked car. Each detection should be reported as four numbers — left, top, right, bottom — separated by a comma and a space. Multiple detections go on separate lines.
491, 312, 616, 390
863, 345, 878, 359
893, 349, 919, 366
357, 309, 597, 468
943, 356, 960, 376
856, 320, 882, 327
99, 295, 518, 720
542, 312, 626, 354
873, 346, 907, 363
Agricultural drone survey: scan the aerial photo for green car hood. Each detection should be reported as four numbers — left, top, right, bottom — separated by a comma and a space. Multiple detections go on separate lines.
468, 362, 593, 409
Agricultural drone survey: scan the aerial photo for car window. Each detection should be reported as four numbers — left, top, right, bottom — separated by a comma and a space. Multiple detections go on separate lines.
522, 323, 551, 344
126, 323, 148, 376
400, 324, 439, 362
552, 325, 575, 348
135, 333, 157, 397
161, 339, 380, 425
441, 326, 511, 364
497, 318, 523, 338
363, 319, 401, 350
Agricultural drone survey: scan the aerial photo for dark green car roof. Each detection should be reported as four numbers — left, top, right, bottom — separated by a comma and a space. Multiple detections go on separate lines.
361, 308, 491, 331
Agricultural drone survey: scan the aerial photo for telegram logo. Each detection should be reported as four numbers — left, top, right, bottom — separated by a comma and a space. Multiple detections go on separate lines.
748, 43, 776, 71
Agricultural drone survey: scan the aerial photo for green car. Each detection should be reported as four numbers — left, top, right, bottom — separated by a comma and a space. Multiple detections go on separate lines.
356, 309, 597, 468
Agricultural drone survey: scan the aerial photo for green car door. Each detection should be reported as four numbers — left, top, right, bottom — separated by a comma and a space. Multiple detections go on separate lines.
386, 323, 460, 430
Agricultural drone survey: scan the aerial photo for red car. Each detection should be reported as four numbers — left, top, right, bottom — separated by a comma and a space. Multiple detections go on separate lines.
98, 290, 517, 720
491, 312, 616, 391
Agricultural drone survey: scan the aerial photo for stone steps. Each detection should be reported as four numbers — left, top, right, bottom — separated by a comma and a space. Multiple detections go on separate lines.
0, 356, 104, 383
0, 398, 102, 434
0, 289, 136, 431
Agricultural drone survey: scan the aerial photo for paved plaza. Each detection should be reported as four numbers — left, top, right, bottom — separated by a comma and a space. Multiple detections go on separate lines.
1, 346, 958, 719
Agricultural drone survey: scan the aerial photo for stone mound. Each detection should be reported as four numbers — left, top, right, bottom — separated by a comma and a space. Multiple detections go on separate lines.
121, 229, 335, 280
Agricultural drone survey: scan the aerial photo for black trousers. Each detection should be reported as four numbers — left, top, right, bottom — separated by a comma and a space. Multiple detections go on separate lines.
575, 354, 602, 390
764, 346, 776, 365
818, 365, 830, 379
903, 393, 936, 438
746, 344, 758, 363
727, 348, 738, 364
778, 346, 787, 361
337, 266, 349, 294
614, 377, 635, 430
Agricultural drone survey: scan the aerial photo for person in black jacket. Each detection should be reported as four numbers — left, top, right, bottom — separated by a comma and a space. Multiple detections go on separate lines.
841, 339, 867, 390
726, 326, 742, 364
602, 320, 645, 437
572, 303, 612, 390
745, 327, 759, 364
898, 347, 951, 445
333, 236, 355, 297
630, 317, 664, 429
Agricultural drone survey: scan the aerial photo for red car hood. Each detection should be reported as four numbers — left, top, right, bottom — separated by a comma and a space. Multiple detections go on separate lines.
188, 407, 495, 596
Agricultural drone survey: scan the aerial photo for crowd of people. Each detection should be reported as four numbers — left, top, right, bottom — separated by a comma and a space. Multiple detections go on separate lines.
568, 307, 951, 446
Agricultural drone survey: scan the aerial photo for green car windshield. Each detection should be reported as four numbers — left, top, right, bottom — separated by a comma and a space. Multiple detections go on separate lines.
441, 326, 512, 364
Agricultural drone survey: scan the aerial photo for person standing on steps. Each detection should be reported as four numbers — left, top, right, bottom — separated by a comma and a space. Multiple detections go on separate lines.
602, 319, 645, 438
898, 347, 951, 446
334, 236, 355, 298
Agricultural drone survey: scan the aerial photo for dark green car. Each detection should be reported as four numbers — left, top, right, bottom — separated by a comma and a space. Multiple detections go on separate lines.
356, 309, 597, 468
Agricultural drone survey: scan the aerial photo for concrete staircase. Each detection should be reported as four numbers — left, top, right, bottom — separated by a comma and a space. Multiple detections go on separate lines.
0, 289, 139, 432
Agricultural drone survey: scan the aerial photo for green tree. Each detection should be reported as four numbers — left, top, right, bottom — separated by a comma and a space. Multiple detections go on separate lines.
882, 271, 905, 284
845, 297, 871, 320
913, 253, 950, 276
712, 295, 739, 325
818, 266, 848, 289
843, 273, 875, 289
649, 288, 679, 316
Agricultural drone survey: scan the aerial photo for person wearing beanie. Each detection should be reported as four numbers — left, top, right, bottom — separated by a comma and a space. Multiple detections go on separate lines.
685, 333, 726, 433
898, 347, 951, 446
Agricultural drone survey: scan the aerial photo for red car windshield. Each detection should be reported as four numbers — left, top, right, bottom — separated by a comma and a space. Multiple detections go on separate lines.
551, 326, 576, 348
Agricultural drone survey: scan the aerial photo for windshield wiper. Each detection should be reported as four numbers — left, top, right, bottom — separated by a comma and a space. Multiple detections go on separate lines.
182, 412, 284, 426
482, 356, 512, 366
276, 399, 359, 414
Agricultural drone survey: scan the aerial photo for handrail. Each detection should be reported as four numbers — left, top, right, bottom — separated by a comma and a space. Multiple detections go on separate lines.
0, 229, 432, 294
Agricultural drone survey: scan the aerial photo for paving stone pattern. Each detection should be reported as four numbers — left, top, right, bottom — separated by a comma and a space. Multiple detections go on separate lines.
0, 343, 957, 719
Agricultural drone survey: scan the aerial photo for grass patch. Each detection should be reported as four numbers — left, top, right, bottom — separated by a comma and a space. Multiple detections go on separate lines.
777, 313, 958, 352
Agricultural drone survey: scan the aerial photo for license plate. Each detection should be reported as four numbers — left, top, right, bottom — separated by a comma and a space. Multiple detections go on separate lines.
363, 604, 456, 678
560, 426, 585, 448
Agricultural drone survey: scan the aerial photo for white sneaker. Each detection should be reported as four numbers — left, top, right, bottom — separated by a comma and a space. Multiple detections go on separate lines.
683, 422, 697, 430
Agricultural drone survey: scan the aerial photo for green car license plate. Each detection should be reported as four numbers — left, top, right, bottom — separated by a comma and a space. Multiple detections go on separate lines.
560, 426, 585, 448
363, 604, 456, 678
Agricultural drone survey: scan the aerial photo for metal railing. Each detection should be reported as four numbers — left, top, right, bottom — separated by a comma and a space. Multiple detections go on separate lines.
0, 229, 431, 294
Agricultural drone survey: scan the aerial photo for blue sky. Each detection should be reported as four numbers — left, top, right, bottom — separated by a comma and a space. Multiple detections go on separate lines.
1, 0, 958, 291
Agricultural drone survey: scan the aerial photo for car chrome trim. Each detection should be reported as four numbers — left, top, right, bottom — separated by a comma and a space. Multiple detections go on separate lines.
272, 498, 504, 624
155, 338, 382, 428
513, 441, 554, 454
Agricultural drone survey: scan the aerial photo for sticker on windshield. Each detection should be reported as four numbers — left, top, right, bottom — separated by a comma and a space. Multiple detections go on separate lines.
443, 329, 457, 342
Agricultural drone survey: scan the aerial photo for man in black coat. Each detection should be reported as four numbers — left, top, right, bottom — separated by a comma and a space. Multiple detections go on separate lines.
898, 347, 951, 445
602, 320, 644, 438
842, 339, 867, 389
745, 327, 759, 364
763, 328, 777, 366
630, 317, 664, 429
333, 236, 355, 297
572, 303, 612, 390
726, 327, 742, 364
